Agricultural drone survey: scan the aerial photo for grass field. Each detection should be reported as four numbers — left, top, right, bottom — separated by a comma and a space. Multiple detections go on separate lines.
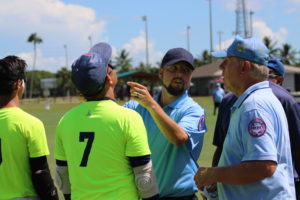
20, 96, 217, 199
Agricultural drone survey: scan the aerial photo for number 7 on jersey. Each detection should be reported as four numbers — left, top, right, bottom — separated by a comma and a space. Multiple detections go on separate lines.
79, 132, 95, 167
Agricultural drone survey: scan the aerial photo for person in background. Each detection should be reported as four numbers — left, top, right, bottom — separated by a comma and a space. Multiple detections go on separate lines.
0, 56, 58, 200
194, 36, 295, 199
54, 42, 159, 200
211, 57, 300, 200
124, 47, 207, 199
212, 82, 225, 115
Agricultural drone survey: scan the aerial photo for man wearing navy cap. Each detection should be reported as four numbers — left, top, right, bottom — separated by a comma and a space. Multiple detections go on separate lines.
194, 36, 296, 199
54, 42, 159, 200
125, 48, 207, 199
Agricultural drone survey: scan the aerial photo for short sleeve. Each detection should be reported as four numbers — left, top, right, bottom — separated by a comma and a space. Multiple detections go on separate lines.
240, 109, 277, 162
178, 105, 207, 152
123, 100, 139, 110
27, 119, 50, 158
125, 111, 151, 157
54, 121, 66, 161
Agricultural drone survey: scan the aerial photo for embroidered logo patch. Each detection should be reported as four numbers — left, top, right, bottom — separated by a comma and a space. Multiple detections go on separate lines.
236, 43, 245, 52
248, 118, 266, 137
198, 115, 205, 131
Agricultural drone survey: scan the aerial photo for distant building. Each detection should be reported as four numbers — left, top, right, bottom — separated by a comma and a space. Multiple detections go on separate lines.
190, 60, 300, 96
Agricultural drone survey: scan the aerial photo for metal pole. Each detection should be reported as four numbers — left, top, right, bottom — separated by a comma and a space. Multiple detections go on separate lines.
249, 11, 254, 36
187, 26, 191, 51
64, 44, 68, 67
142, 16, 149, 67
218, 31, 223, 50
208, 0, 213, 53
88, 36, 92, 48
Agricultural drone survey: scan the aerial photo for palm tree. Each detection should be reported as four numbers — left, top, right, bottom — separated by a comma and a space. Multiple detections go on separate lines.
113, 49, 133, 73
279, 43, 298, 65
27, 33, 43, 99
56, 67, 73, 97
194, 50, 212, 67
263, 36, 279, 57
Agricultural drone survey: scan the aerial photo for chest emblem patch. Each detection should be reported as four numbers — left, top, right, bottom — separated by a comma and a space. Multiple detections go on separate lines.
248, 118, 266, 137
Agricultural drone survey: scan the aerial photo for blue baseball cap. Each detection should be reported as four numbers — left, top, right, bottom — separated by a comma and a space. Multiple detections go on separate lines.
161, 48, 195, 70
212, 36, 269, 66
71, 42, 112, 96
267, 58, 285, 77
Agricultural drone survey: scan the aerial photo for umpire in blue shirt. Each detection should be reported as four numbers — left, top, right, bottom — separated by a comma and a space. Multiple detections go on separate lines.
211, 57, 300, 199
194, 36, 296, 199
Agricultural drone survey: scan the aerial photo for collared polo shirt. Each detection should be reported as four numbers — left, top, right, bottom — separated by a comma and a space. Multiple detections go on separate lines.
124, 90, 207, 197
218, 81, 295, 200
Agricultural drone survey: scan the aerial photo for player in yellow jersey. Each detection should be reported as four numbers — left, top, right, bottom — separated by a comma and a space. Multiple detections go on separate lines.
0, 56, 58, 200
54, 42, 159, 200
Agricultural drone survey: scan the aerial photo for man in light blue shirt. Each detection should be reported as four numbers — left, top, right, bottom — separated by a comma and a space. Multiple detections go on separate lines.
194, 36, 295, 199
125, 48, 207, 199
212, 83, 225, 115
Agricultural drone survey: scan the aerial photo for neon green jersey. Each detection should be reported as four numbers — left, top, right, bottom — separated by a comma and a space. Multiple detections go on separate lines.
0, 107, 49, 199
55, 100, 150, 200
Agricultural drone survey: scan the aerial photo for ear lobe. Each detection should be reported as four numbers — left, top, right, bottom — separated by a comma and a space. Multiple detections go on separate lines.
106, 74, 113, 85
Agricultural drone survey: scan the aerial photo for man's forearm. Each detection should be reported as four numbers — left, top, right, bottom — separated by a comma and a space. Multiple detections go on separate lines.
195, 161, 277, 188
213, 161, 277, 185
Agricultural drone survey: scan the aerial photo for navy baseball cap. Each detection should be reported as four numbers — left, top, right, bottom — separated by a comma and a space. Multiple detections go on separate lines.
71, 42, 112, 96
267, 58, 285, 77
161, 48, 195, 70
212, 36, 269, 66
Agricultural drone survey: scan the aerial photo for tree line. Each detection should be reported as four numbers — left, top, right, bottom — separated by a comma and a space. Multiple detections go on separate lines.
25, 33, 300, 98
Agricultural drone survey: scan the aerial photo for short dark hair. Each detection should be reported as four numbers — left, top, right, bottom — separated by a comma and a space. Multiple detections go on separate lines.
0, 56, 27, 95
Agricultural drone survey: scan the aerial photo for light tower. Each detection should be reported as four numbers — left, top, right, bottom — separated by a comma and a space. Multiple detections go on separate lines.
235, 0, 250, 37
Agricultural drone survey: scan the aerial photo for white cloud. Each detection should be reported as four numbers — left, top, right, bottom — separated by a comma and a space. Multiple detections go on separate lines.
216, 19, 287, 51
17, 49, 65, 73
252, 19, 288, 45
122, 30, 163, 67
0, 0, 107, 72
290, 0, 300, 3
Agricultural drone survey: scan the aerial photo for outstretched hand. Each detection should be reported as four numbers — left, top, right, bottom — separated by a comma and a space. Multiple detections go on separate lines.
194, 167, 216, 190
127, 81, 156, 109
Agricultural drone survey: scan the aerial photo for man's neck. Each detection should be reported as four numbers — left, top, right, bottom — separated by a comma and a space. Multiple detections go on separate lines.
159, 88, 181, 107
235, 79, 266, 97
0, 95, 19, 108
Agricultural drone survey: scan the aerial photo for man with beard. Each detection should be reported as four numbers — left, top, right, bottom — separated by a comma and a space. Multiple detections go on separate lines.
124, 48, 207, 199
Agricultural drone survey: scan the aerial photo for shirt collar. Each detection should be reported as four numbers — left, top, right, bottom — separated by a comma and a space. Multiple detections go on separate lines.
233, 81, 270, 108
154, 90, 189, 109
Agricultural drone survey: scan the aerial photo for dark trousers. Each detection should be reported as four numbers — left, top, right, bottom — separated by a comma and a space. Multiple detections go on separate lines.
160, 194, 198, 200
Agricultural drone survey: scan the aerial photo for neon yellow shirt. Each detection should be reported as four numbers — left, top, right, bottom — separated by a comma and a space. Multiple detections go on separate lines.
55, 100, 150, 200
0, 107, 49, 199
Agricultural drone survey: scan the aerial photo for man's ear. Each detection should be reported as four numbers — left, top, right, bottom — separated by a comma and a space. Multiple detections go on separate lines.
106, 74, 113, 85
14, 80, 23, 89
240, 60, 251, 74
276, 76, 284, 85
158, 68, 163, 79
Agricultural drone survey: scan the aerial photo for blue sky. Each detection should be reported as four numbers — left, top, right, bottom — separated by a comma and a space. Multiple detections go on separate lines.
1, 0, 300, 72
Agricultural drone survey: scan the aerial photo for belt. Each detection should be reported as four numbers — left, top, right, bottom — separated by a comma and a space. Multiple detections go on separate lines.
160, 194, 197, 200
